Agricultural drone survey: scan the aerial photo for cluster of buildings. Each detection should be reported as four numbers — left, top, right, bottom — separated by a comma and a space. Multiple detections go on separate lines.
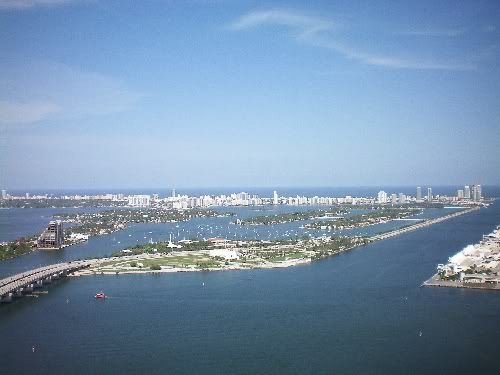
1, 184, 485, 209
456, 185, 482, 201
152, 190, 378, 209
377, 185, 483, 205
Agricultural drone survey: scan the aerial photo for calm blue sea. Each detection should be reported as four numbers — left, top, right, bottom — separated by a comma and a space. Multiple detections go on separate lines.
0, 188, 499, 374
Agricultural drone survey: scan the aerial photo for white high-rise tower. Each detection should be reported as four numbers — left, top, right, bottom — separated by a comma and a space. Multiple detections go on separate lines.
464, 185, 471, 199
273, 190, 278, 205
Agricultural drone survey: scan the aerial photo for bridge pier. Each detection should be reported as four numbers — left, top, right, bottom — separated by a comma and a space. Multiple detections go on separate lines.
24, 284, 34, 293
34, 280, 43, 288
44, 276, 52, 284
0, 293, 13, 303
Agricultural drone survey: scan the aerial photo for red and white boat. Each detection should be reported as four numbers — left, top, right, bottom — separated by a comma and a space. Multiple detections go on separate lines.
95, 292, 106, 299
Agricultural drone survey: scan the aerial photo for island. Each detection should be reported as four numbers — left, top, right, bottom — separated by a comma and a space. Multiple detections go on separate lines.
75, 236, 369, 275
0, 198, 127, 209
74, 206, 482, 275
55, 208, 230, 237
0, 208, 232, 261
0, 204, 485, 305
233, 209, 347, 225
304, 207, 423, 231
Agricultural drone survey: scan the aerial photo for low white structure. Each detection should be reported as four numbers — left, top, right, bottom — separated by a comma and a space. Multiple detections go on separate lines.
68, 233, 89, 242
209, 249, 239, 260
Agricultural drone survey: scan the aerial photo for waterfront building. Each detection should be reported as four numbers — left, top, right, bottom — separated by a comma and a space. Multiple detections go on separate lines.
391, 194, 397, 204
427, 188, 433, 202
273, 190, 278, 205
377, 191, 388, 204
457, 189, 464, 199
1, 189, 6, 199
399, 193, 406, 204
464, 185, 471, 199
128, 195, 151, 207
416, 187, 422, 201
37, 220, 64, 249
172, 189, 176, 198
473, 185, 482, 201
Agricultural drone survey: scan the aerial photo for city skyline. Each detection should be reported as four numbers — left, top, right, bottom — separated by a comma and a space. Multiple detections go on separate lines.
1, 1, 500, 189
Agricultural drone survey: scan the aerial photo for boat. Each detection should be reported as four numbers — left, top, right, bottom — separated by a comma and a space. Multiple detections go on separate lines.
95, 292, 106, 299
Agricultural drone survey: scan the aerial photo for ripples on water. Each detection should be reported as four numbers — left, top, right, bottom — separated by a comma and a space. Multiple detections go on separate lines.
1, 198, 499, 374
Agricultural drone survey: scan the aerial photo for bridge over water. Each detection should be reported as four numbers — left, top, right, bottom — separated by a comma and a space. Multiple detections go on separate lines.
369, 206, 480, 242
0, 261, 92, 303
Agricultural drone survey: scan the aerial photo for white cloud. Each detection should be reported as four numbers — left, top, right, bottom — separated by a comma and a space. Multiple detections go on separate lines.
228, 8, 333, 33
0, 0, 74, 9
0, 100, 60, 125
229, 9, 474, 71
399, 29, 466, 37
0, 61, 142, 126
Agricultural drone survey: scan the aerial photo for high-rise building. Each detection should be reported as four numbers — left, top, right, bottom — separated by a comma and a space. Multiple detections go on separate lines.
416, 187, 422, 201
273, 190, 278, 205
427, 188, 433, 202
377, 191, 388, 204
37, 220, 64, 249
172, 188, 176, 198
128, 195, 151, 207
399, 193, 406, 204
472, 185, 482, 201
1, 189, 6, 199
457, 189, 464, 199
464, 185, 471, 199
391, 194, 398, 204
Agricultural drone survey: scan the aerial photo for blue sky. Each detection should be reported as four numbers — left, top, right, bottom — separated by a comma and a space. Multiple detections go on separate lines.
1, 0, 499, 189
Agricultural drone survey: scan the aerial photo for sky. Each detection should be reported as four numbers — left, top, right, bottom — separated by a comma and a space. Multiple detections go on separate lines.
1, 0, 499, 189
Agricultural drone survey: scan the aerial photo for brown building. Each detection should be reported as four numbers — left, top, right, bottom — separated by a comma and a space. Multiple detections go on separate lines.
37, 220, 64, 249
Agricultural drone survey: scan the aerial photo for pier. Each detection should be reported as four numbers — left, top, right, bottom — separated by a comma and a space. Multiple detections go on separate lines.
0, 261, 92, 303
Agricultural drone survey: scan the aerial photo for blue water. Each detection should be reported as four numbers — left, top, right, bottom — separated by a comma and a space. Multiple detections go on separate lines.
0, 205, 463, 278
0, 207, 118, 242
1, 188, 499, 374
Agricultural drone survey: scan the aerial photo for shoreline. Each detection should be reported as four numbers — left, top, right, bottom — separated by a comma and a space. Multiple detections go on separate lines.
422, 224, 500, 291
422, 273, 500, 291
75, 206, 482, 277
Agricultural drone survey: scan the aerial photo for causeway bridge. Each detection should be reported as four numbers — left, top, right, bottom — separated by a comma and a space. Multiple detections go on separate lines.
369, 206, 480, 242
0, 261, 92, 303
